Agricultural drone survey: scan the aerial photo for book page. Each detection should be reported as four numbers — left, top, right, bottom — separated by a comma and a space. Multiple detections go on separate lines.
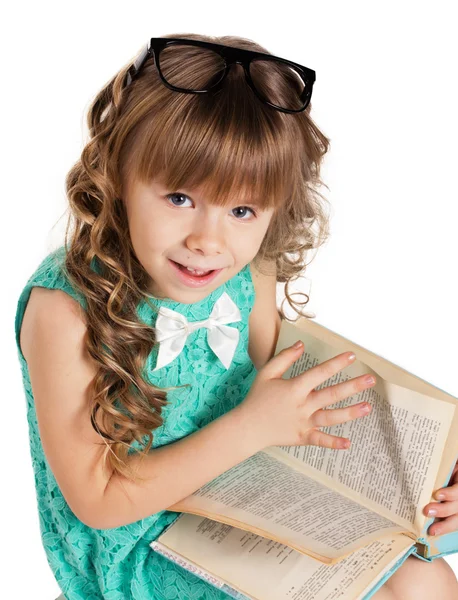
283, 317, 458, 496
154, 512, 416, 600
172, 450, 409, 562
274, 322, 455, 535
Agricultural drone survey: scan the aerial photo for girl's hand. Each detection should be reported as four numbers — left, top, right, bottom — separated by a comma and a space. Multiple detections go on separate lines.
424, 459, 458, 536
235, 341, 375, 450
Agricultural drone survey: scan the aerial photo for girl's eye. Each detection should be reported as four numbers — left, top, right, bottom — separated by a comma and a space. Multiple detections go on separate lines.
231, 206, 257, 220
165, 193, 257, 220
165, 193, 192, 208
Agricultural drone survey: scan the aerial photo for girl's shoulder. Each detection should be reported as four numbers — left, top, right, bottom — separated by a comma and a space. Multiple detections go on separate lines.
16, 245, 87, 310
15, 246, 87, 365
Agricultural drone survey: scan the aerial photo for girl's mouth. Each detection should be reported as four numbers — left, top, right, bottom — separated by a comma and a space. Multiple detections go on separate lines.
168, 260, 223, 288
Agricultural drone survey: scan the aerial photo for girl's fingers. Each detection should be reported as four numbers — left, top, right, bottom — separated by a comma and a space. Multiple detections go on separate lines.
434, 483, 458, 501
303, 428, 352, 451
307, 373, 376, 414
428, 512, 458, 537
310, 401, 371, 428
424, 499, 458, 519
294, 351, 356, 394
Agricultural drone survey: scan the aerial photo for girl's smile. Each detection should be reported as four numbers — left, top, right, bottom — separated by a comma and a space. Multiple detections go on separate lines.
168, 258, 224, 288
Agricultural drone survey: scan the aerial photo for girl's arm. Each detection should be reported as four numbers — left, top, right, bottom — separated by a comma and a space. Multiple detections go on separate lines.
101, 404, 262, 528
248, 260, 282, 370
21, 288, 265, 530
20, 287, 116, 527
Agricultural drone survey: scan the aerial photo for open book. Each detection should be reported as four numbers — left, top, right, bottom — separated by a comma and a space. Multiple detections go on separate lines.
150, 316, 458, 600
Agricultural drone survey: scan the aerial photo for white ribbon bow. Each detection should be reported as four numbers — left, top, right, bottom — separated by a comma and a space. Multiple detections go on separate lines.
153, 291, 242, 371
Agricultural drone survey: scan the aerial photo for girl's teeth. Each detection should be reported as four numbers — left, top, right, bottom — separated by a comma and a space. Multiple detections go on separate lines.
186, 266, 211, 275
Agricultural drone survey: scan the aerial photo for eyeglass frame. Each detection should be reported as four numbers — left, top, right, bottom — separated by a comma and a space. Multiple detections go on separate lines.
125, 37, 316, 114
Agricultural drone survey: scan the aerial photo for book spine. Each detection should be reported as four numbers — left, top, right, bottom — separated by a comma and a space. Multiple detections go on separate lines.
150, 541, 254, 600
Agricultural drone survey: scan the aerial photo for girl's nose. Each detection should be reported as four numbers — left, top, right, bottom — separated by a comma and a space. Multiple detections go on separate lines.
185, 223, 225, 257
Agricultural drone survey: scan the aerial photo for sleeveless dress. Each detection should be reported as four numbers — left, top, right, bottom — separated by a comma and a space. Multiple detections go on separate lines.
14, 245, 258, 600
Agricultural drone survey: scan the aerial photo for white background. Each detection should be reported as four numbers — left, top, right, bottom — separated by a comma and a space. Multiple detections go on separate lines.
3, 1, 457, 598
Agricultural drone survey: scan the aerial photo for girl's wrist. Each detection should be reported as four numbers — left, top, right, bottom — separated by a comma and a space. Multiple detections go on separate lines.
230, 403, 271, 452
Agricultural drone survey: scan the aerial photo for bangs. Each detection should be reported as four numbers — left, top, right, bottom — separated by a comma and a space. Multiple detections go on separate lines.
121, 90, 298, 211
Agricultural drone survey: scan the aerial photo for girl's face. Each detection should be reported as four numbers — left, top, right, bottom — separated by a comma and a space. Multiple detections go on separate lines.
122, 177, 275, 304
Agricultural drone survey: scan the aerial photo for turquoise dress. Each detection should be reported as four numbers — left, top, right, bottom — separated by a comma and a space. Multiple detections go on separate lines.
14, 246, 258, 600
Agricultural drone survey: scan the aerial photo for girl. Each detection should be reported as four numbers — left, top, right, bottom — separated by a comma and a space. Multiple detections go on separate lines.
14, 32, 458, 600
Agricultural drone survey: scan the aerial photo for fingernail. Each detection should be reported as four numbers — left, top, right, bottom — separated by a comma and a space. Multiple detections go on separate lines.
293, 340, 303, 349
436, 492, 446, 500
348, 353, 356, 361
427, 508, 437, 516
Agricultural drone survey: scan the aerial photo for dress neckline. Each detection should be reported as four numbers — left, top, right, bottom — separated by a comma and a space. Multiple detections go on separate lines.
140, 263, 249, 314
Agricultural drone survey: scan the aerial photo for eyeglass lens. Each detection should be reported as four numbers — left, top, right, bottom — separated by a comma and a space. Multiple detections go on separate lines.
158, 44, 310, 112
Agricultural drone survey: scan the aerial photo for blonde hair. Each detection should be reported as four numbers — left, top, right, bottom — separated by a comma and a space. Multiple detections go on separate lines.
62, 32, 331, 484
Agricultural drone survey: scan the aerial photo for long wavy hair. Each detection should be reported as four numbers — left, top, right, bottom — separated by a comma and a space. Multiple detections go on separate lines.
62, 32, 332, 485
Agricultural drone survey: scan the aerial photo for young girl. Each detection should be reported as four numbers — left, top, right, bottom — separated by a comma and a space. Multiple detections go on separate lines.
14, 32, 458, 600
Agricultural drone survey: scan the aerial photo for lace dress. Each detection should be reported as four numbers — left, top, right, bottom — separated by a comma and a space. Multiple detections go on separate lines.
14, 246, 258, 600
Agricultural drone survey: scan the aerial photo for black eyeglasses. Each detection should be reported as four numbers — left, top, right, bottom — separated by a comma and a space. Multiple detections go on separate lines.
125, 37, 316, 114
